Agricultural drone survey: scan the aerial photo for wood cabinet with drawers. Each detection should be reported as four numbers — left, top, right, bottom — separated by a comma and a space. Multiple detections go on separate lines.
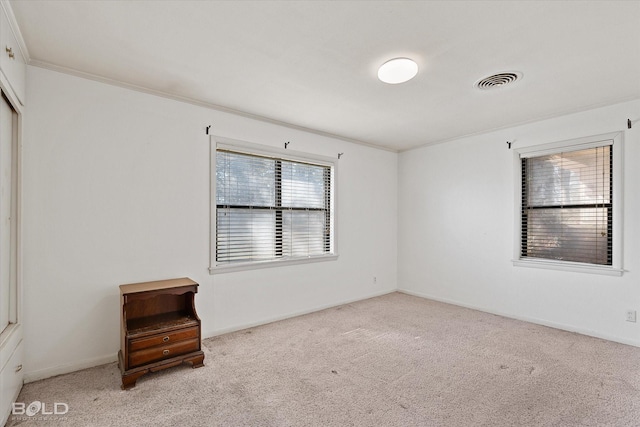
118, 277, 205, 389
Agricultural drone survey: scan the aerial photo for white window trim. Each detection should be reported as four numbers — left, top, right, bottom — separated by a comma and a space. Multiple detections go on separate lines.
512, 131, 624, 276
209, 136, 338, 274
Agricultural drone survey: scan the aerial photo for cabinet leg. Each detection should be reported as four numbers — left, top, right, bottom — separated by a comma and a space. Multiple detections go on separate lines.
121, 370, 148, 390
186, 353, 205, 369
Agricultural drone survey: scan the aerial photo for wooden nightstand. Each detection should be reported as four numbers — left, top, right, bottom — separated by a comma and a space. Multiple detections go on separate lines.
118, 277, 205, 389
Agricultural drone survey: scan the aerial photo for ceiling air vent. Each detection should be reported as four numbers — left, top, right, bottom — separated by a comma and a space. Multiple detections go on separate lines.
474, 72, 522, 90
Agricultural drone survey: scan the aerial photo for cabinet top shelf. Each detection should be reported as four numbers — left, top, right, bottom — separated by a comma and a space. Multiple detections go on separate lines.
120, 277, 198, 295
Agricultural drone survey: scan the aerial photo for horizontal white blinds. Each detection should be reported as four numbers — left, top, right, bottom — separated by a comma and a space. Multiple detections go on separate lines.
519, 138, 613, 159
216, 149, 331, 265
521, 145, 612, 265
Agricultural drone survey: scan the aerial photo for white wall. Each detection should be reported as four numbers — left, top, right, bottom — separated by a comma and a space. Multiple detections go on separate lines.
22, 66, 398, 381
399, 99, 640, 347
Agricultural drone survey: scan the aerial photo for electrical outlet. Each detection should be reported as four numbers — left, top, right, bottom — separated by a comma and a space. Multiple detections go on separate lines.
373, 276, 377, 284
626, 310, 637, 323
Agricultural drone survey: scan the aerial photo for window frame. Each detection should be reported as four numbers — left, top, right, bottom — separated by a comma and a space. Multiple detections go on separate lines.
209, 136, 338, 274
512, 132, 624, 276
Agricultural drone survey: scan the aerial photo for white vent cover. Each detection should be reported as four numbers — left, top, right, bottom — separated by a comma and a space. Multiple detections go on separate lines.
474, 72, 522, 90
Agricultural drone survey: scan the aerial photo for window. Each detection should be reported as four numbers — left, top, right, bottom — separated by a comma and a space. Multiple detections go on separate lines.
210, 138, 337, 273
514, 132, 623, 275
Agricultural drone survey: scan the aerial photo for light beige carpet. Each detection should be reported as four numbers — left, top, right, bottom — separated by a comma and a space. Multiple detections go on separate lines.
6, 292, 640, 426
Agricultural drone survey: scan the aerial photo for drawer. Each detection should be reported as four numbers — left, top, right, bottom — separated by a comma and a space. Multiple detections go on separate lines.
129, 327, 198, 352
1, 340, 23, 425
128, 338, 199, 368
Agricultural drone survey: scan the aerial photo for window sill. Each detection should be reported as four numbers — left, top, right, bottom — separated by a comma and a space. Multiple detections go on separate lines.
210, 254, 339, 274
512, 258, 623, 276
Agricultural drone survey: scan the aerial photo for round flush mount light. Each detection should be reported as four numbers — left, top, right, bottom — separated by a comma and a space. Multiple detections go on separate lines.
377, 58, 418, 84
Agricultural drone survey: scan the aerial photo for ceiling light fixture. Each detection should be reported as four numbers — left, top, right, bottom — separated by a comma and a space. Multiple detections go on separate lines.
377, 58, 418, 84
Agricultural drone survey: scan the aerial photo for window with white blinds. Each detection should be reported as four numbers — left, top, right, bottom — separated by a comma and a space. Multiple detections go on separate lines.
520, 143, 613, 266
213, 144, 335, 270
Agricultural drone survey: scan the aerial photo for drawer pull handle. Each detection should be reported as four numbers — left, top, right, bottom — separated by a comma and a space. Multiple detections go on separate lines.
162, 336, 170, 342
162, 349, 170, 356
5, 46, 14, 59
15, 364, 23, 372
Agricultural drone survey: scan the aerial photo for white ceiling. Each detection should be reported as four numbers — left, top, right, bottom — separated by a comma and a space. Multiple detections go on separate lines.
9, 0, 640, 151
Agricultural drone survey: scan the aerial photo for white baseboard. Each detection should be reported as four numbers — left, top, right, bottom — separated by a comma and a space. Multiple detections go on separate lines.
24, 353, 117, 384
201, 289, 396, 339
23, 289, 396, 383
398, 288, 640, 348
